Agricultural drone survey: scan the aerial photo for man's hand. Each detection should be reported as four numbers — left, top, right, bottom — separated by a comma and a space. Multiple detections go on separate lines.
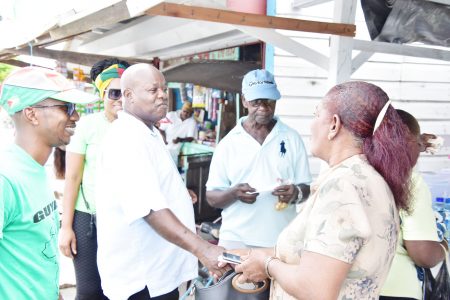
272, 184, 297, 204
196, 241, 232, 279
231, 183, 259, 204
145, 209, 231, 279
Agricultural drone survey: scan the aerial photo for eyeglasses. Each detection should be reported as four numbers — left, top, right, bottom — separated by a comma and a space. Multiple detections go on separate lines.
105, 89, 122, 100
32, 103, 77, 117
248, 99, 276, 108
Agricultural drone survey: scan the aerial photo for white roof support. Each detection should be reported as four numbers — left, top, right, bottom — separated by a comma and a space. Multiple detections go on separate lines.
291, 0, 333, 8
327, 0, 357, 86
353, 39, 450, 62
234, 25, 329, 70
351, 51, 374, 74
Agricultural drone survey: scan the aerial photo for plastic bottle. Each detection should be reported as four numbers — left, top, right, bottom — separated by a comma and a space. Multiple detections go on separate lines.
433, 197, 445, 212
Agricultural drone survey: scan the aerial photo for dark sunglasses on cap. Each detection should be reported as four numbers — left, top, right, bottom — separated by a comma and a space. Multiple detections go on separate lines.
32, 103, 77, 117
105, 88, 122, 100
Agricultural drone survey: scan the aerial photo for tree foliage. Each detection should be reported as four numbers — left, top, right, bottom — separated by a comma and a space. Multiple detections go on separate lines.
0, 63, 15, 83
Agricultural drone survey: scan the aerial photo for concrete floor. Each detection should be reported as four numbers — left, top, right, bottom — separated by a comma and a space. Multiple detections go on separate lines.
59, 258, 194, 300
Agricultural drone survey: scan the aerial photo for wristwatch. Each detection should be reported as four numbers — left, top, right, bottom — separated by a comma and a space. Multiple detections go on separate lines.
294, 185, 304, 205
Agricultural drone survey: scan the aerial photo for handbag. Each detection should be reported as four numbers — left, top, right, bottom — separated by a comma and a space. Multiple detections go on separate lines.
423, 259, 450, 300
195, 270, 270, 300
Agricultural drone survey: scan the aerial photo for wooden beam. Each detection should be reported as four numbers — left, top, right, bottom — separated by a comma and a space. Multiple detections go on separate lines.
6, 48, 152, 67
0, 59, 29, 68
235, 25, 329, 70
49, 1, 131, 40
353, 39, 450, 62
145, 2, 356, 37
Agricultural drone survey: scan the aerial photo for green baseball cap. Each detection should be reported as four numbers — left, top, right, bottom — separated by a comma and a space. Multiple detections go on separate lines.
0, 66, 98, 115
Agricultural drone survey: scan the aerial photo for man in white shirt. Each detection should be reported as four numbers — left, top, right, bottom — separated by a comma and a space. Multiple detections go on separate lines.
95, 64, 228, 300
206, 69, 312, 249
159, 101, 197, 164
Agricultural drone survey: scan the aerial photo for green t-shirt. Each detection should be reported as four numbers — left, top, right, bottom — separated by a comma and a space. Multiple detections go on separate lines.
0, 144, 60, 300
66, 112, 110, 213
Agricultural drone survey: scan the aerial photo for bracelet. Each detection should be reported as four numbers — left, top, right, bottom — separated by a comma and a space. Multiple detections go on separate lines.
264, 256, 278, 280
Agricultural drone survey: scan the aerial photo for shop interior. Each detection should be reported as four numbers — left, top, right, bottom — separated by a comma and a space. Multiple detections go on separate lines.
162, 42, 264, 222
71, 42, 264, 222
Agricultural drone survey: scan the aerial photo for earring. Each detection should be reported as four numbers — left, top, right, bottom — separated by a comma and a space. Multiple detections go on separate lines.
327, 134, 333, 141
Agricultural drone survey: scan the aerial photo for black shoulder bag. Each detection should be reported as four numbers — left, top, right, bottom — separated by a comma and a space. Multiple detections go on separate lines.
423, 260, 450, 300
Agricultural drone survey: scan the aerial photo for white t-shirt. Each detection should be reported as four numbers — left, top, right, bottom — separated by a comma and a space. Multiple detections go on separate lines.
206, 116, 312, 247
159, 110, 196, 163
95, 111, 197, 300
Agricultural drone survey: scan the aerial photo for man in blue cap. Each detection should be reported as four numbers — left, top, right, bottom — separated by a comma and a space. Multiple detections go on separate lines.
0, 66, 97, 299
206, 69, 312, 249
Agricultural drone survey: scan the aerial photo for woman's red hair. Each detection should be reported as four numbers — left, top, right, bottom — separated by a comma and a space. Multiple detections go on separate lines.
325, 81, 413, 211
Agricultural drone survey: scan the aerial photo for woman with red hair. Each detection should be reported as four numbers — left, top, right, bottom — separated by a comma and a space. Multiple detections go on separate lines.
234, 81, 415, 299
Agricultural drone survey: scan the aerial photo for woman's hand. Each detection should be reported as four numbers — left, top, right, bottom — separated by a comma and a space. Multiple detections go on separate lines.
59, 227, 77, 258
235, 248, 268, 283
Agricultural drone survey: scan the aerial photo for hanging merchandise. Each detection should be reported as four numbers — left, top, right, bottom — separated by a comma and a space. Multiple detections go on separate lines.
210, 98, 218, 122
185, 83, 193, 103
193, 85, 207, 108
204, 88, 212, 112
211, 89, 222, 98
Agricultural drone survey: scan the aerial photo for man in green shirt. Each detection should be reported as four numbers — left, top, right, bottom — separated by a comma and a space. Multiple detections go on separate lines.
0, 66, 96, 299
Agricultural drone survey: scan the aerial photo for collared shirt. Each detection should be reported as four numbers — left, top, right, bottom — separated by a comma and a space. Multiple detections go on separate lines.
95, 111, 197, 300
272, 155, 399, 300
206, 116, 311, 247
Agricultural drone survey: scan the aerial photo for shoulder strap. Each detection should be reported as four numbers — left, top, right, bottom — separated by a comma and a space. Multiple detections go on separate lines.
79, 183, 91, 212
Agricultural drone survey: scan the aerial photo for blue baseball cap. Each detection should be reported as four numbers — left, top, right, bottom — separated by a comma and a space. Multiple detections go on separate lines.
242, 69, 281, 101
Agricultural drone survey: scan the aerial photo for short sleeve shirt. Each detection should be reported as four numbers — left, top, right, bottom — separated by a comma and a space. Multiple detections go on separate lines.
381, 171, 439, 299
206, 117, 312, 247
95, 112, 197, 299
0, 144, 59, 300
66, 112, 110, 213
272, 155, 399, 300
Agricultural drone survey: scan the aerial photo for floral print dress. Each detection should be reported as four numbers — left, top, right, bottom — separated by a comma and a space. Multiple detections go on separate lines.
271, 155, 399, 300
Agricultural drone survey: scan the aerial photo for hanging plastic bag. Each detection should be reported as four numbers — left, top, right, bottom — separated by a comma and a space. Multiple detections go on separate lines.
423, 260, 450, 300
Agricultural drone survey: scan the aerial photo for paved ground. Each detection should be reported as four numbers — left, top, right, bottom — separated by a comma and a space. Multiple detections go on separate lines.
59, 258, 194, 300
59, 255, 76, 300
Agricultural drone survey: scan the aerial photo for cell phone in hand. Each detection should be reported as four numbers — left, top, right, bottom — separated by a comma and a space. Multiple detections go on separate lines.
218, 252, 242, 264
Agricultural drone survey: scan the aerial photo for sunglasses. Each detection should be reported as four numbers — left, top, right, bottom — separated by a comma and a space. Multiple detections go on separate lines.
32, 103, 77, 117
248, 99, 276, 108
105, 89, 122, 100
